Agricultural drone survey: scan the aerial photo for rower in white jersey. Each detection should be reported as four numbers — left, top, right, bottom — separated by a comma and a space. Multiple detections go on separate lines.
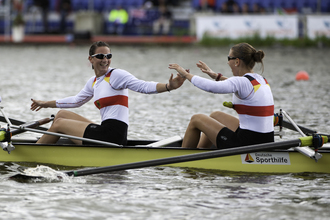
169, 42, 274, 149
30, 41, 185, 145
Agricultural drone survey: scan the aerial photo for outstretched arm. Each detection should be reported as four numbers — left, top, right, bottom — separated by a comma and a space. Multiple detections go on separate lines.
31, 99, 57, 111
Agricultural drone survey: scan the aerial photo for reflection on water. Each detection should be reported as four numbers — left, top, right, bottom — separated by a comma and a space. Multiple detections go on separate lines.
0, 45, 330, 219
1, 161, 330, 219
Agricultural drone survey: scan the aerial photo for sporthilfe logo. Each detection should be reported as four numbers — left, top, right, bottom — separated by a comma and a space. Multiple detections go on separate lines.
241, 152, 291, 165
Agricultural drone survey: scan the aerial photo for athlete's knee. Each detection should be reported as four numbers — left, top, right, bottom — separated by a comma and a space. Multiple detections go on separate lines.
190, 114, 206, 126
54, 110, 70, 120
209, 111, 224, 119
50, 117, 67, 132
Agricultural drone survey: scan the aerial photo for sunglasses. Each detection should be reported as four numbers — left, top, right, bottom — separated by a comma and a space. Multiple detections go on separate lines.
227, 56, 239, 61
91, 53, 112, 59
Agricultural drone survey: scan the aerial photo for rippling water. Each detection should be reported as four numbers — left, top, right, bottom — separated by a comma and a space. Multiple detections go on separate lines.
0, 44, 329, 219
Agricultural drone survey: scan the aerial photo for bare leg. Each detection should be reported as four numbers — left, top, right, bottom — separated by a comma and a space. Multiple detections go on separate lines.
37, 110, 94, 144
182, 114, 227, 148
197, 111, 239, 149
53, 110, 94, 123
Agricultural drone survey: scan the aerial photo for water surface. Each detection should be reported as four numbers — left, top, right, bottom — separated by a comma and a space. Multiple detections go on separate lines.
0, 44, 329, 219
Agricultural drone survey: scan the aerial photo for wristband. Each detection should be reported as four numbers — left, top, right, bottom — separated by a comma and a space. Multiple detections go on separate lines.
165, 83, 170, 92
216, 73, 223, 81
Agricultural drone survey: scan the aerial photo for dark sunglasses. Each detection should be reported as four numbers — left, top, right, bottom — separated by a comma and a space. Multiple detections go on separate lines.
91, 53, 112, 59
227, 56, 239, 61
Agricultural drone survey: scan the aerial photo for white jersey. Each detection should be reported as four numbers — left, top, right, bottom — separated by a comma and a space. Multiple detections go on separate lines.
191, 73, 274, 133
56, 68, 158, 125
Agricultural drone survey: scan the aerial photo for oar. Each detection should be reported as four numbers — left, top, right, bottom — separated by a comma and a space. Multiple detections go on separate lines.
280, 110, 322, 161
0, 115, 48, 131
9, 117, 54, 136
0, 117, 54, 153
1, 114, 122, 147
10, 135, 329, 180
281, 120, 317, 135
9, 125, 122, 147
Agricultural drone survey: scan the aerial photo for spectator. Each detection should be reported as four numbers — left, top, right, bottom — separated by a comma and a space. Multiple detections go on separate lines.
219, 1, 230, 13
129, 5, 147, 35
56, 0, 71, 34
252, 3, 261, 13
259, 6, 266, 14
34, 0, 49, 33
153, 4, 172, 35
241, 3, 250, 14
219, 0, 238, 13
232, 2, 240, 14
198, 0, 216, 12
144, 0, 174, 7
108, 5, 129, 35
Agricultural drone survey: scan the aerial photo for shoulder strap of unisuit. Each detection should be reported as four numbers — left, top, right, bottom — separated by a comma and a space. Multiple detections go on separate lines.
244, 75, 260, 92
92, 68, 116, 88
104, 68, 116, 83
244, 75, 270, 92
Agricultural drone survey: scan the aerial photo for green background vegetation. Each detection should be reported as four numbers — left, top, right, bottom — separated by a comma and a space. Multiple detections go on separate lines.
199, 34, 330, 48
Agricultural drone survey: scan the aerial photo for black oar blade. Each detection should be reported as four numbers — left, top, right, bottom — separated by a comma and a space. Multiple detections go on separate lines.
10, 165, 65, 182
10, 166, 47, 181
10, 173, 46, 181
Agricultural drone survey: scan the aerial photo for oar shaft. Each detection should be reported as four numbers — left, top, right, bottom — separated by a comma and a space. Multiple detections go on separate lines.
10, 117, 53, 136
282, 120, 317, 135
0, 115, 48, 131
10, 125, 122, 147
67, 139, 303, 177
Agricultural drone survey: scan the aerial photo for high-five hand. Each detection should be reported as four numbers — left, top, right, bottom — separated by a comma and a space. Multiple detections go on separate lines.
168, 63, 192, 80
196, 60, 217, 79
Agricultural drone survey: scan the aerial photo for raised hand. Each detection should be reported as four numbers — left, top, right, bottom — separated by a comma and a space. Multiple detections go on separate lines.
196, 60, 217, 80
168, 63, 189, 78
168, 73, 186, 90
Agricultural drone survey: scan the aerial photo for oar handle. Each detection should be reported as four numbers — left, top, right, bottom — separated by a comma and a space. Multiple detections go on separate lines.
37, 117, 53, 126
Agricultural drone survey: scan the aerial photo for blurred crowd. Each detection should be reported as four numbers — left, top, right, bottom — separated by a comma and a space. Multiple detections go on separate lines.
110, 0, 174, 35
196, 0, 267, 13
194, 0, 323, 14
1, 0, 329, 36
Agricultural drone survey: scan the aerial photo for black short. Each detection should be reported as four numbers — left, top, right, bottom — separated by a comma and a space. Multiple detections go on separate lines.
216, 127, 274, 149
83, 119, 128, 145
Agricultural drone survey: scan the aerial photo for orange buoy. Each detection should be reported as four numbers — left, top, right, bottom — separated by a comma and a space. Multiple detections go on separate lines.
295, 71, 309, 81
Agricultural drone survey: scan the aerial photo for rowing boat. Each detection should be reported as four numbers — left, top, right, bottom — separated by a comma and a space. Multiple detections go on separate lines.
1, 109, 329, 174
0, 136, 328, 174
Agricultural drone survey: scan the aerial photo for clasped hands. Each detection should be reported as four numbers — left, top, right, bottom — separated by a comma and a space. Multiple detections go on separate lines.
169, 61, 217, 80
